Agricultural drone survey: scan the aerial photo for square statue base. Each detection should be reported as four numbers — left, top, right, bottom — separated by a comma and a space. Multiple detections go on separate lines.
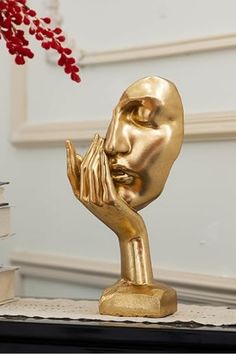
99, 279, 177, 317
0, 267, 18, 305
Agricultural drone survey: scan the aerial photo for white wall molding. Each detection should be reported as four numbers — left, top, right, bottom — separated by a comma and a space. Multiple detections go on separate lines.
10, 251, 236, 305
10, 65, 236, 145
10, 11, 236, 146
10, 58, 236, 146
184, 111, 236, 142
11, 107, 236, 146
46, 33, 236, 67
45, 1, 236, 66
78, 34, 236, 67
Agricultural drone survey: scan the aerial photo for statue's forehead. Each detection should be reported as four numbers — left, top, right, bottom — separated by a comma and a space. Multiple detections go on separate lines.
119, 77, 172, 104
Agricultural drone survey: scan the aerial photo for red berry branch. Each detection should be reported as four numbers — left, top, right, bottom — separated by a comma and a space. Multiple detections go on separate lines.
0, 0, 80, 83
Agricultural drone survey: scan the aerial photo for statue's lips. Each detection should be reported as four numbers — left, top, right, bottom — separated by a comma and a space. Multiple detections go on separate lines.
111, 165, 136, 184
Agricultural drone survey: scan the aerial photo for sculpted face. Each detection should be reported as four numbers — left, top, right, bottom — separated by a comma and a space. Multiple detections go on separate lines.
104, 76, 184, 211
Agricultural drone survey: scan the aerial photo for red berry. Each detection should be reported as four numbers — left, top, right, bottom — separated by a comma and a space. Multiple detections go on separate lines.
15, 55, 25, 65
28, 9, 36, 17
41, 41, 50, 50
64, 65, 72, 74
71, 65, 79, 72
58, 54, 66, 66
54, 27, 62, 35
42, 17, 51, 24
35, 32, 43, 41
0, 0, 81, 83
64, 48, 72, 55
67, 57, 76, 65
23, 16, 30, 25
57, 35, 65, 42
29, 27, 35, 35
71, 72, 81, 83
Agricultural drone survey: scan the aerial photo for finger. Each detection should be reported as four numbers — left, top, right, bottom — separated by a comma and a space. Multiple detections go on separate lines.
82, 134, 99, 166
100, 151, 109, 203
80, 134, 99, 202
66, 140, 75, 171
94, 138, 104, 205
94, 143, 104, 205
87, 138, 100, 203
66, 140, 80, 197
76, 154, 82, 169
66, 140, 81, 176
101, 150, 116, 203
88, 138, 103, 205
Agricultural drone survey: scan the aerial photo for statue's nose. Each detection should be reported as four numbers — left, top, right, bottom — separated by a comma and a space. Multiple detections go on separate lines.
104, 119, 131, 156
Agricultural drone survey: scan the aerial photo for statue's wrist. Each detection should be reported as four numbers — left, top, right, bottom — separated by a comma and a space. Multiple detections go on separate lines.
117, 225, 147, 241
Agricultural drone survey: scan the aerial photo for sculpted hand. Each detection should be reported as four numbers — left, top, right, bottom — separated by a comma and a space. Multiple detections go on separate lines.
66, 134, 146, 239
66, 139, 82, 199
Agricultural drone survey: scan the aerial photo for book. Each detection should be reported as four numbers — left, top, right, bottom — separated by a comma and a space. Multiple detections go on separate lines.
0, 206, 11, 238
0, 181, 17, 305
0, 182, 9, 186
0, 267, 18, 304
0, 182, 9, 207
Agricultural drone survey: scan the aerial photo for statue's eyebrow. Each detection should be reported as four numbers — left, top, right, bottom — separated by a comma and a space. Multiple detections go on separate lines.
141, 97, 161, 110
122, 97, 161, 110
120, 99, 142, 112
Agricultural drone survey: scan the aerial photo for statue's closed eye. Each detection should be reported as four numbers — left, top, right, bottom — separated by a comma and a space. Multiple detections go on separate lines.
119, 98, 160, 129
130, 106, 159, 129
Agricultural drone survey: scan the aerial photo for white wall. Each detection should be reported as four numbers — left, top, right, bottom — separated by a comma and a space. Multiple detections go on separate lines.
0, 0, 236, 300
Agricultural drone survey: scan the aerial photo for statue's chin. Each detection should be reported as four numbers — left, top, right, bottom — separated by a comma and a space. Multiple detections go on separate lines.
116, 185, 136, 207
116, 183, 164, 211
116, 185, 150, 211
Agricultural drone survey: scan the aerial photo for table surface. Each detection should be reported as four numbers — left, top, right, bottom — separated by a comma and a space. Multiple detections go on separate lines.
0, 315, 236, 353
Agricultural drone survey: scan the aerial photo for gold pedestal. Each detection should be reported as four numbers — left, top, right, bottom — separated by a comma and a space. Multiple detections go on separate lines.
99, 279, 177, 318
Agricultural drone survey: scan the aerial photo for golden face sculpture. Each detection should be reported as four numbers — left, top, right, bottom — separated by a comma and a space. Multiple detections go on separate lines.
105, 76, 184, 210
66, 76, 184, 318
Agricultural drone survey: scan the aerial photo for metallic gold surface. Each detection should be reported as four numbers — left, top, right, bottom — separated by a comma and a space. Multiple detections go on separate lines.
66, 76, 184, 317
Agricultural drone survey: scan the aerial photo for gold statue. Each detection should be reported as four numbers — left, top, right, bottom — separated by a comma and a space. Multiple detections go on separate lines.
66, 76, 184, 317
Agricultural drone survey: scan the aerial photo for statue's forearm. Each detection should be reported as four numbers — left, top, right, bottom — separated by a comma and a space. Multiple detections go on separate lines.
118, 230, 154, 285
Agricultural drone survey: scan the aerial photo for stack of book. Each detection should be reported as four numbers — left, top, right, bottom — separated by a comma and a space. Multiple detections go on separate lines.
0, 182, 17, 304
